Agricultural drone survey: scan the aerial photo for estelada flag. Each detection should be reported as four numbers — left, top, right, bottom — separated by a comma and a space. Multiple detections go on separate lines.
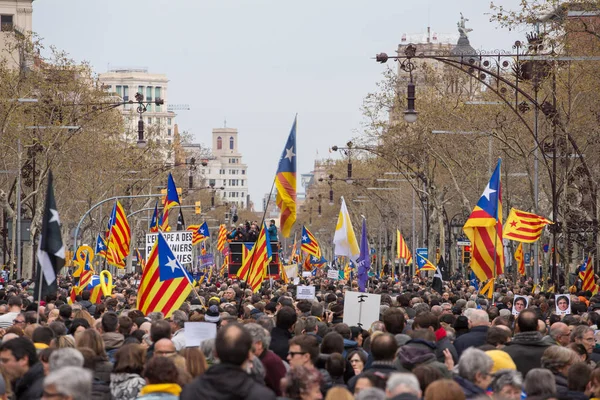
503, 208, 552, 243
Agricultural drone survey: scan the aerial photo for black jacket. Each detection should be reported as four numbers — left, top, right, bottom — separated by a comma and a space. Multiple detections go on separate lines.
503, 331, 551, 377
347, 361, 397, 392
270, 326, 292, 361
181, 363, 276, 400
14, 362, 44, 400
454, 325, 488, 358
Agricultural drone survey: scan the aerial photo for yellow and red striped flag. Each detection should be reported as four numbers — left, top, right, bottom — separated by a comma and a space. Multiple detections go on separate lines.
189, 222, 210, 246
106, 242, 126, 268
582, 255, 598, 294
107, 201, 131, 262
137, 231, 193, 318
397, 230, 413, 265
275, 117, 297, 238
515, 243, 525, 276
247, 223, 273, 293
220, 255, 229, 277
237, 244, 254, 281
136, 249, 146, 271
301, 225, 321, 258
503, 208, 552, 243
463, 160, 504, 282
217, 224, 227, 252
416, 254, 437, 272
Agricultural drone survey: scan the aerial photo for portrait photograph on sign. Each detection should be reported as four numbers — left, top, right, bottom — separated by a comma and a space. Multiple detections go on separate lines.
555, 294, 571, 315
512, 295, 528, 315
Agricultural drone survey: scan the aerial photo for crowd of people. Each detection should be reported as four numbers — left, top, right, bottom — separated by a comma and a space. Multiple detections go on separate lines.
228, 220, 279, 242
0, 272, 599, 399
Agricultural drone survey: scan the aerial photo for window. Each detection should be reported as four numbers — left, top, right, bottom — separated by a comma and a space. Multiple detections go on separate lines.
138, 85, 144, 96
241, 180, 244, 186
230, 136, 234, 150
123, 86, 129, 101
116, 85, 122, 97
223, 180, 227, 186
1, 15, 13, 32
146, 87, 152, 101
209, 179, 216, 187
241, 169, 246, 175
167, 118, 172, 125
219, 169, 225, 175
167, 128, 172, 136
168, 139, 172, 145
217, 136, 222, 150
147, 117, 152, 124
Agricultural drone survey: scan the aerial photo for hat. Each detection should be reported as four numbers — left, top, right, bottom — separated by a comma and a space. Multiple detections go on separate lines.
486, 350, 516, 373
209, 296, 221, 305
205, 305, 221, 323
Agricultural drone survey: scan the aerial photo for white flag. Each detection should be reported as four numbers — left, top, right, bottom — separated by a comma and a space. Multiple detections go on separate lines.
333, 197, 360, 262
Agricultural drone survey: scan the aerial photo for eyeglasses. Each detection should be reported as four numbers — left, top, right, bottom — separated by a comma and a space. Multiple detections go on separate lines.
288, 351, 307, 357
13, 319, 25, 324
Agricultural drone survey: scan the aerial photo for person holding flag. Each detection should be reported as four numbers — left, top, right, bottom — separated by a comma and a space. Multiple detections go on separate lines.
357, 218, 371, 292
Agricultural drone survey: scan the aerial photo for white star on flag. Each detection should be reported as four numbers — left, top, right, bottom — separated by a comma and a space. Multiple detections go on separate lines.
166, 256, 181, 273
98, 241, 105, 250
49, 209, 60, 224
481, 183, 496, 201
302, 235, 308, 242
285, 146, 295, 162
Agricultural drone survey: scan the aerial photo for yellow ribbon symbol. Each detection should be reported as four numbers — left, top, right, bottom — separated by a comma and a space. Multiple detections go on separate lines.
73, 245, 94, 277
99, 270, 113, 297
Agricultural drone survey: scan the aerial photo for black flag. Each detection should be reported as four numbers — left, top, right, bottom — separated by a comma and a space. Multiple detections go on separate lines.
432, 256, 444, 294
35, 171, 65, 301
176, 207, 185, 231
438, 255, 449, 281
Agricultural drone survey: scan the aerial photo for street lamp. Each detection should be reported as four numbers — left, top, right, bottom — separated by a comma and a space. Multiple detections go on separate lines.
377, 43, 418, 123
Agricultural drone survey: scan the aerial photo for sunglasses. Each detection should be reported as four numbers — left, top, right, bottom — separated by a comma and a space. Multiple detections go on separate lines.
288, 351, 307, 357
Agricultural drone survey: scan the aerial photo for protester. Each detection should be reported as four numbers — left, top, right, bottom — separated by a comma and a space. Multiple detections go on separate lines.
0, 337, 44, 399
43, 366, 92, 400
110, 343, 146, 400
503, 309, 551, 376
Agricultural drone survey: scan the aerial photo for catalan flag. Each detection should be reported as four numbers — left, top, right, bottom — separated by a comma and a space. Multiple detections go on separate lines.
107, 201, 131, 261
136, 249, 146, 271
95, 234, 107, 258
78, 253, 93, 292
149, 201, 159, 233
301, 225, 321, 258
106, 242, 126, 268
137, 231, 193, 317
159, 173, 180, 231
217, 224, 227, 252
582, 255, 598, 294
87, 275, 104, 304
397, 230, 412, 265
480, 278, 495, 299
515, 243, 525, 276
416, 254, 437, 272
275, 117, 297, 238
463, 160, 504, 282
159, 210, 171, 232
191, 222, 210, 246
220, 255, 228, 277
247, 223, 272, 292
503, 208, 552, 243
237, 243, 255, 281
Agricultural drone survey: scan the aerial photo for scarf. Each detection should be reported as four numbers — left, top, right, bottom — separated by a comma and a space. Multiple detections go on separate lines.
138, 383, 182, 397
513, 331, 543, 343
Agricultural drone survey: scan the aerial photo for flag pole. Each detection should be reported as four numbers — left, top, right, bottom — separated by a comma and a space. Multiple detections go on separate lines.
36, 260, 44, 324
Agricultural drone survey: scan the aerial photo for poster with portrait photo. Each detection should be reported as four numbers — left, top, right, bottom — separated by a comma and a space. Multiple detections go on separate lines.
512, 295, 528, 315
555, 294, 571, 315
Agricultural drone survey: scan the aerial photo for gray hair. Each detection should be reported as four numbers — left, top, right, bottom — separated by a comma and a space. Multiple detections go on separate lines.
244, 323, 271, 348
458, 348, 493, 381
524, 368, 556, 397
201, 338, 216, 364
44, 366, 92, 400
413, 303, 430, 316
171, 310, 188, 329
49, 348, 84, 372
386, 373, 421, 397
491, 369, 523, 393
355, 387, 386, 400
570, 325, 593, 342
466, 300, 477, 309
256, 315, 275, 332
467, 309, 489, 326
147, 312, 164, 322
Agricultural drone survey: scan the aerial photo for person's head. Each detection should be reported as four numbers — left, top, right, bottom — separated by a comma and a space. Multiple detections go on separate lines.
142, 355, 179, 385
214, 323, 252, 367
169, 310, 187, 334
117, 316, 132, 337
516, 309, 538, 333
276, 306, 297, 332
347, 349, 367, 375
467, 309, 489, 328
324, 386, 353, 400
412, 365, 444, 394
243, 323, 271, 357
75, 328, 107, 359
486, 326, 512, 348
154, 338, 176, 357
524, 368, 556, 397
541, 345, 579, 375
549, 322, 571, 346
491, 369, 523, 400
371, 333, 397, 362
332, 323, 352, 340
514, 297, 526, 312
43, 366, 92, 400
320, 332, 344, 355
114, 343, 146, 375
58, 304, 72, 320
557, 295, 569, 311
280, 365, 323, 400
150, 320, 171, 343
288, 334, 319, 368
32, 326, 55, 346
0, 337, 37, 382
48, 348, 84, 372
223, 288, 236, 301
382, 308, 405, 334
568, 362, 592, 392
7, 296, 22, 310
179, 347, 208, 378
457, 348, 493, 390
423, 379, 466, 400
571, 325, 595, 354
355, 371, 387, 394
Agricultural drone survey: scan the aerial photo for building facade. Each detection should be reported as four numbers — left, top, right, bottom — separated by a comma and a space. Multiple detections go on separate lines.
98, 68, 177, 153
0, 0, 33, 70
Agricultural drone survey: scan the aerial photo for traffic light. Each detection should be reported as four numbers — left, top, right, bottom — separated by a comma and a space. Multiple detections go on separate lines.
195, 201, 202, 214
462, 245, 471, 266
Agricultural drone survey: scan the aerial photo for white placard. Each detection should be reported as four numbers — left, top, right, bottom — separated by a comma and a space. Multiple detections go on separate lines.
555, 294, 571, 315
512, 295, 528, 316
343, 291, 382, 330
302, 271, 312, 277
184, 322, 217, 347
146, 232, 193, 264
327, 270, 339, 280
297, 285, 316, 300
293, 277, 300, 285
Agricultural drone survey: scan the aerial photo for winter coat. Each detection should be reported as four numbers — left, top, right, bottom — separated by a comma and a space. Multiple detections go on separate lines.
434, 328, 458, 364
259, 349, 287, 396
454, 325, 489, 358
110, 372, 145, 400
94, 358, 113, 384
180, 363, 276, 400
13, 362, 44, 400
270, 326, 292, 361
347, 361, 398, 392
454, 375, 488, 399
394, 339, 450, 378
503, 331, 551, 377
79, 299, 97, 316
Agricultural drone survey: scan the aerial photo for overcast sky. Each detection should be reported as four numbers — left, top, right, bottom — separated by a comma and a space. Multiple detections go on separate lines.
33, 0, 524, 210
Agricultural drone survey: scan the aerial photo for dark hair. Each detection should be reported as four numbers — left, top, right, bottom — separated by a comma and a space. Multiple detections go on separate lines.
382, 308, 405, 334
413, 364, 444, 393
118, 316, 132, 337
413, 312, 440, 330
7, 296, 22, 307
143, 356, 179, 384
215, 323, 252, 366
150, 320, 172, 343
296, 300, 312, 314
48, 321, 67, 337
517, 310, 538, 332
347, 349, 367, 364
325, 352, 345, 380
32, 326, 55, 345
101, 312, 119, 333
356, 371, 387, 390
68, 318, 90, 336
310, 303, 324, 319
58, 304, 72, 320
81, 290, 91, 301
321, 332, 344, 354
568, 362, 592, 392
0, 337, 37, 366
371, 333, 397, 361
276, 306, 297, 331
114, 343, 146, 374
289, 334, 320, 364
333, 323, 352, 340
486, 327, 512, 347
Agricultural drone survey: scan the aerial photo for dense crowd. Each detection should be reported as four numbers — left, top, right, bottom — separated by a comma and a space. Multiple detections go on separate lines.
228, 220, 279, 242
0, 273, 599, 399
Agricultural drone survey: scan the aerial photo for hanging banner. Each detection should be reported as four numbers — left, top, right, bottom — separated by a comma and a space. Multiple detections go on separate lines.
146, 232, 193, 264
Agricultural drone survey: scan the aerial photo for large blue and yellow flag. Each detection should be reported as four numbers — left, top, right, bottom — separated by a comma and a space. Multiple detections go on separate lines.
275, 117, 297, 238
160, 173, 180, 231
463, 160, 504, 282
95, 234, 107, 258
301, 225, 321, 258
149, 201, 159, 233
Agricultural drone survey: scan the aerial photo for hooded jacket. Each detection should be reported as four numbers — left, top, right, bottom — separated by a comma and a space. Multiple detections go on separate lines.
13, 362, 44, 400
110, 372, 145, 400
454, 375, 488, 399
503, 331, 550, 376
394, 339, 450, 378
180, 363, 276, 400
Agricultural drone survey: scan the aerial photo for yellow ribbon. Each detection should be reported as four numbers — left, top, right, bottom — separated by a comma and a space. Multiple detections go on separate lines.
99, 270, 113, 297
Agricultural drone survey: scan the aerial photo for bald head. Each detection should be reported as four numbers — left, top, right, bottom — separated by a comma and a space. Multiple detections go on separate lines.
550, 322, 570, 346
467, 310, 490, 327
154, 338, 176, 357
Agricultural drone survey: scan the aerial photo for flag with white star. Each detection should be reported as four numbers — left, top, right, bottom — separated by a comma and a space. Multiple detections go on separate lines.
274, 116, 297, 238
463, 159, 504, 282
35, 171, 65, 301
300, 225, 321, 258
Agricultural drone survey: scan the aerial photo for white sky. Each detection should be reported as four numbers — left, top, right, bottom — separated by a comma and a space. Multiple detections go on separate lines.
33, 0, 524, 210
